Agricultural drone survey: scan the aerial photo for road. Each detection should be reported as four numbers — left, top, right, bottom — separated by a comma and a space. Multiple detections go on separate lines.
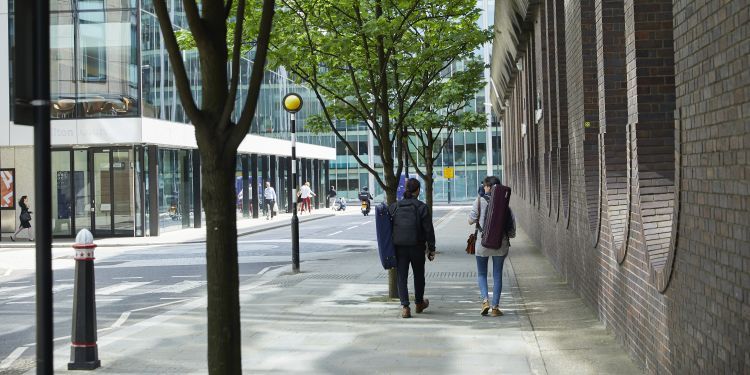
0, 208, 449, 374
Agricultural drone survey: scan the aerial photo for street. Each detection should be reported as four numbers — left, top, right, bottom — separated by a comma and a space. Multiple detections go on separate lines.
0, 209, 448, 374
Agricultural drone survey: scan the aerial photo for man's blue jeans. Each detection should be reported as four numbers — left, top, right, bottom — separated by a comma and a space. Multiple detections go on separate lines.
476, 255, 506, 307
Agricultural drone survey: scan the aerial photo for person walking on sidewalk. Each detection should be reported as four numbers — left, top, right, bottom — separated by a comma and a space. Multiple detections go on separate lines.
326, 185, 337, 209
390, 178, 436, 318
10, 195, 34, 241
299, 182, 315, 214
263, 182, 277, 220
468, 176, 515, 317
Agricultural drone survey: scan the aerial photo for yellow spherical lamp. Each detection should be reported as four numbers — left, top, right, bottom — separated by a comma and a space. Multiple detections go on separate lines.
282, 93, 303, 113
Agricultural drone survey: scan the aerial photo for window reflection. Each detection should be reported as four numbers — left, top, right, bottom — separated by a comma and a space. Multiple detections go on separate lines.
49, 1, 139, 119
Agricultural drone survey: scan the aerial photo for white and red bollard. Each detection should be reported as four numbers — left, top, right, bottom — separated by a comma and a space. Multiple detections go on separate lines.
68, 228, 101, 370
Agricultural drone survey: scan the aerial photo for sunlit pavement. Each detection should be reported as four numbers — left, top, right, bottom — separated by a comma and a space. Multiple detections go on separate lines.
1, 205, 640, 374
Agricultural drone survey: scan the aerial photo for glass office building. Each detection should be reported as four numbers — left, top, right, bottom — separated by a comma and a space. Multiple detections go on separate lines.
0, 0, 335, 237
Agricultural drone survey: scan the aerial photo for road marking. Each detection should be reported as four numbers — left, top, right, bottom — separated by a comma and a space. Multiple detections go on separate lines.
327, 230, 343, 236
149, 280, 205, 294
112, 276, 143, 280
6, 301, 35, 305
0, 346, 28, 369
435, 207, 462, 230
362, 220, 372, 225
109, 311, 130, 329
131, 299, 191, 312
171, 275, 201, 278
257, 265, 283, 275
55, 278, 74, 282
0, 286, 33, 294
1, 269, 12, 277
1, 284, 73, 303
6, 281, 29, 284
346, 225, 359, 230
239, 239, 376, 246
97, 281, 154, 296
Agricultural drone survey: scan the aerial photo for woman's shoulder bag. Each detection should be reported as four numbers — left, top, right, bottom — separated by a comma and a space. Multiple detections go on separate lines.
466, 198, 481, 254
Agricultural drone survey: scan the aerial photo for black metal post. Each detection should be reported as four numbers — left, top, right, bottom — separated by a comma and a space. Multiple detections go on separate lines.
68, 230, 100, 370
241, 155, 250, 218
448, 179, 452, 204
31, 0, 53, 371
291, 114, 300, 272
286, 158, 293, 213
148, 146, 160, 235
324, 161, 330, 208
250, 155, 259, 219
192, 150, 201, 228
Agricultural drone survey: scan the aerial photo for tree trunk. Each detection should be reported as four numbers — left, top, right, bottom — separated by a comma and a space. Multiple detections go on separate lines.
201, 149, 242, 375
425, 168, 434, 213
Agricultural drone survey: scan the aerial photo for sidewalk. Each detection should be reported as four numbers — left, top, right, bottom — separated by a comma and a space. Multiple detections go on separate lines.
41, 207, 641, 374
0, 210, 335, 249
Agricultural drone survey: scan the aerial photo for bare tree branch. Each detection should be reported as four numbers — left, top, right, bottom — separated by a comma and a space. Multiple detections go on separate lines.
219, 0, 246, 129
225, 0, 234, 18
154, 0, 203, 123
182, 0, 204, 38
230, 0, 276, 150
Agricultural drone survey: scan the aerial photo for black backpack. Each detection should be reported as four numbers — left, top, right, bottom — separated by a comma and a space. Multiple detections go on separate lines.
389, 200, 422, 246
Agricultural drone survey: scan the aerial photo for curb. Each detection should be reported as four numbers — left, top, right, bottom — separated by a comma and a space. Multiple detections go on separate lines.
0, 214, 335, 249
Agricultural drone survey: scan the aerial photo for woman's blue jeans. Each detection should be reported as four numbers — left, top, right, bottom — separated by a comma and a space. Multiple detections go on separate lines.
476, 255, 506, 307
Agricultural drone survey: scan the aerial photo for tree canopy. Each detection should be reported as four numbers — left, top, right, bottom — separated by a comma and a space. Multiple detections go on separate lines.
270, 0, 491, 202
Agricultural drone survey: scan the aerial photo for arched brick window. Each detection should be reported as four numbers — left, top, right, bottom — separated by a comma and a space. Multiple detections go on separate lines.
597, 0, 629, 261
580, 0, 601, 241
543, 0, 559, 218
625, 0, 678, 292
553, 0, 570, 226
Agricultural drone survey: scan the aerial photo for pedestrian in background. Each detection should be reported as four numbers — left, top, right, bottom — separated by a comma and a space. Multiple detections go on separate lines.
327, 185, 337, 209
10, 195, 33, 241
299, 181, 315, 214
263, 181, 277, 220
468, 176, 515, 317
390, 178, 436, 318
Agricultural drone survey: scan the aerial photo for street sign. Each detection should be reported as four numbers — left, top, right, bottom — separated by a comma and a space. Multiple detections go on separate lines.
443, 167, 454, 179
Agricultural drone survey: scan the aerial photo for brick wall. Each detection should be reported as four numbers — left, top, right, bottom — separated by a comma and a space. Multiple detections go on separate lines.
494, 0, 750, 373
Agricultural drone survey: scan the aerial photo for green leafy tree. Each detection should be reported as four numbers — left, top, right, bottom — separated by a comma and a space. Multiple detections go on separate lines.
406, 58, 487, 209
270, 0, 491, 204
152, 0, 275, 373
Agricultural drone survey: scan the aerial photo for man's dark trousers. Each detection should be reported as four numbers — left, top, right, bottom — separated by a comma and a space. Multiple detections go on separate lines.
395, 245, 426, 307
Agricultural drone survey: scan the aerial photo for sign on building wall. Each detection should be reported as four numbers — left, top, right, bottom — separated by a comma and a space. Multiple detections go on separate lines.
1, 169, 16, 209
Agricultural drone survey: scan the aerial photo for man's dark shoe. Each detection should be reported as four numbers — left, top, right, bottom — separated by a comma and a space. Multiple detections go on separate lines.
401, 306, 411, 318
415, 299, 429, 313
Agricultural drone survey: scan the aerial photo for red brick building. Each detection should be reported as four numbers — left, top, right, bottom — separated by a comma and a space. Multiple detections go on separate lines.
490, 0, 749, 373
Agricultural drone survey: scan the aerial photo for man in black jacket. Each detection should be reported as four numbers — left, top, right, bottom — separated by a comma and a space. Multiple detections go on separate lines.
390, 178, 436, 318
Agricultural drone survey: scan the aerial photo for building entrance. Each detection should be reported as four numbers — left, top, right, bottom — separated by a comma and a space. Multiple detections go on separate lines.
52, 147, 141, 237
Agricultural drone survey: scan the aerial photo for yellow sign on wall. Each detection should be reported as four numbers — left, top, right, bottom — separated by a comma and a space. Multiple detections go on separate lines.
443, 167, 454, 179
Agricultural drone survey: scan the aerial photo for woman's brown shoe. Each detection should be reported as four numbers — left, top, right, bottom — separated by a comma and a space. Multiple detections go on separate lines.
401, 306, 412, 318
415, 299, 429, 313
491, 307, 503, 317
481, 300, 490, 316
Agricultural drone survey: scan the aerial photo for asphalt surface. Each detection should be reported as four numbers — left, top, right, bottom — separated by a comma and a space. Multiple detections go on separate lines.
0, 209, 448, 374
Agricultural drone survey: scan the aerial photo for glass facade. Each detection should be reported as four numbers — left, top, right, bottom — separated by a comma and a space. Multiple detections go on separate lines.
6, 1, 336, 237
49, 0, 140, 119
50, 147, 144, 237
139, 4, 333, 147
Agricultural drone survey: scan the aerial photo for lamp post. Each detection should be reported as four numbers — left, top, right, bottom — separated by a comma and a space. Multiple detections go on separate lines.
283, 93, 303, 273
